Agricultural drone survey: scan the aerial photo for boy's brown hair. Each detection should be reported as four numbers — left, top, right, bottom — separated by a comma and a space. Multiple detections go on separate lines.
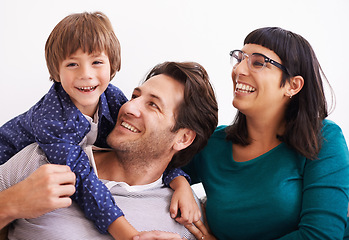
45, 11, 121, 82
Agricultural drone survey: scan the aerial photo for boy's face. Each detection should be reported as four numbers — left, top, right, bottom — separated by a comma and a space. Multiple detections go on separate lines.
59, 48, 111, 117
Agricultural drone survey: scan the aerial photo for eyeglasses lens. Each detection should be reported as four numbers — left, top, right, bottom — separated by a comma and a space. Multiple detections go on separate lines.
230, 51, 267, 72
230, 51, 243, 69
249, 54, 266, 72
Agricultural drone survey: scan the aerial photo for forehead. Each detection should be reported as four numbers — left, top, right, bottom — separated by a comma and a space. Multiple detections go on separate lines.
65, 49, 108, 59
139, 74, 184, 110
242, 44, 282, 63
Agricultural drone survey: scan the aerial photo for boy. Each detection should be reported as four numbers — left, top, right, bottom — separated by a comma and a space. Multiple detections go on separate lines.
0, 12, 190, 237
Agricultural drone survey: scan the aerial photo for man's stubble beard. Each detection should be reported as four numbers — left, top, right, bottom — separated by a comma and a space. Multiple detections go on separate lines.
107, 129, 176, 170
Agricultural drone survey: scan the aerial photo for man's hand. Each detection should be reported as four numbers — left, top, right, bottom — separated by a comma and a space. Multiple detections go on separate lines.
0, 164, 75, 228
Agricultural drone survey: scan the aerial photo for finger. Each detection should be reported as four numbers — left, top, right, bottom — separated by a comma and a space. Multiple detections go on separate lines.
184, 223, 202, 239
169, 199, 179, 219
53, 171, 76, 185
193, 220, 209, 236
193, 210, 202, 222
54, 196, 73, 209
40, 164, 72, 173
56, 184, 76, 197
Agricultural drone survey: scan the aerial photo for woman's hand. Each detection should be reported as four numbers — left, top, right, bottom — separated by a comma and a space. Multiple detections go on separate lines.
169, 176, 201, 225
185, 220, 216, 240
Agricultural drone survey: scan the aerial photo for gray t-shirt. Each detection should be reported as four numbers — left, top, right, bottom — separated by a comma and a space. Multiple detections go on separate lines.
0, 143, 200, 240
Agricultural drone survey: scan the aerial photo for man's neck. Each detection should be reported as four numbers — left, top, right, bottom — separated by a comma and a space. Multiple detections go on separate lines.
93, 150, 168, 186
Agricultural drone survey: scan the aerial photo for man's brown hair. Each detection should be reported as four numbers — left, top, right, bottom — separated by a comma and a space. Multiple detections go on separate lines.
145, 62, 218, 169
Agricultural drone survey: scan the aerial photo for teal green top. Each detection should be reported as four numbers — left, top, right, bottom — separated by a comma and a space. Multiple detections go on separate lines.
183, 119, 349, 239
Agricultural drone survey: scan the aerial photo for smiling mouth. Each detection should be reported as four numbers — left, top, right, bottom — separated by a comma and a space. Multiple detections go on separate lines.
235, 83, 256, 93
77, 86, 98, 92
121, 121, 140, 133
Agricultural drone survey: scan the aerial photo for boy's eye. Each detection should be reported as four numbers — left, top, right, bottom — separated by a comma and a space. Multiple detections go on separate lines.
67, 63, 77, 67
93, 60, 103, 65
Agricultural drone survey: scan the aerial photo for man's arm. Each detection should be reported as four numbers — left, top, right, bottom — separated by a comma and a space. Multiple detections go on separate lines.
0, 164, 75, 229
0, 142, 76, 229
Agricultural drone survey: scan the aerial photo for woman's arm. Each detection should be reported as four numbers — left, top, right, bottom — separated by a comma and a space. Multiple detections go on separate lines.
278, 121, 349, 239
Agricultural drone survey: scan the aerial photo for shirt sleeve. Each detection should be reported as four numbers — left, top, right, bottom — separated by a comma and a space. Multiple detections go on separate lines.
32, 116, 124, 233
277, 121, 349, 239
0, 113, 37, 164
0, 143, 48, 191
163, 168, 191, 186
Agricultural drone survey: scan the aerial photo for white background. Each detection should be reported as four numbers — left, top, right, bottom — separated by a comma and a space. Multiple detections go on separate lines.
1, 0, 348, 143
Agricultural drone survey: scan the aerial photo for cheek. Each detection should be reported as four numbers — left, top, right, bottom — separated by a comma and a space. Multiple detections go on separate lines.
101, 68, 111, 83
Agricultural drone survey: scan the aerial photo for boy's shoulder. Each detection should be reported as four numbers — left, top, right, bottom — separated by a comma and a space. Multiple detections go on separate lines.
104, 83, 127, 101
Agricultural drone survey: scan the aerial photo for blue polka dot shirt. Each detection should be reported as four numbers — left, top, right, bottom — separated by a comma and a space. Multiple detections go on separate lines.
0, 82, 189, 233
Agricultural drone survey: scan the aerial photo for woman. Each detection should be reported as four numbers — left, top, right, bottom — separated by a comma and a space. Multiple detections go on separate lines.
183, 27, 349, 239
135, 27, 349, 240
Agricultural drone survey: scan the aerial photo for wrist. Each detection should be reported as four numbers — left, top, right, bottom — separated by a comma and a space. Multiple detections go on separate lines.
108, 216, 139, 240
0, 188, 19, 228
170, 175, 190, 190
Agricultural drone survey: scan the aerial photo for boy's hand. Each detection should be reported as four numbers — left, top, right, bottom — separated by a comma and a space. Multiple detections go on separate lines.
169, 176, 201, 225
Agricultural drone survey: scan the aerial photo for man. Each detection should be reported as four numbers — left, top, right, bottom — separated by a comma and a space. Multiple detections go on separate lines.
0, 62, 218, 239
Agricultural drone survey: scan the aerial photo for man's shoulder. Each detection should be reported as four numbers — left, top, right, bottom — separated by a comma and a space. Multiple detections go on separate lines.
0, 143, 49, 187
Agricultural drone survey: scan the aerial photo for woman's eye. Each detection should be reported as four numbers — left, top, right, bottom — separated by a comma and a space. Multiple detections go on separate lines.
252, 60, 264, 67
131, 94, 138, 99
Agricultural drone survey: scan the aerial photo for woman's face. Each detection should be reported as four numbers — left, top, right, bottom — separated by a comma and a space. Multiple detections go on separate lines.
232, 44, 290, 119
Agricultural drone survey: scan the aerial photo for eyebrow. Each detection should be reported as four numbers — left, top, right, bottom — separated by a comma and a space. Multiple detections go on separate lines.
134, 87, 165, 108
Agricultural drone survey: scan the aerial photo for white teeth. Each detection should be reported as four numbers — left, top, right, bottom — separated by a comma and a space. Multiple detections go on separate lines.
77, 86, 97, 91
236, 83, 256, 93
121, 121, 139, 133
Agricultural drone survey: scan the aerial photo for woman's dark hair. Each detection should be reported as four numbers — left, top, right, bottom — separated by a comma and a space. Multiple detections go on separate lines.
226, 27, 334, 160
144, 62, 218, 169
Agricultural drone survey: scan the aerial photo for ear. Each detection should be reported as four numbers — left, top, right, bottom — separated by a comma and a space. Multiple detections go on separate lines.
173, 129, 196, 152
285, 75, 304, 98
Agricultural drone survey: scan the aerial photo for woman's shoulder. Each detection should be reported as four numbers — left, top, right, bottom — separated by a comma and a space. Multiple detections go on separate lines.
321, 119, 345, 138
318, 119, 348, 162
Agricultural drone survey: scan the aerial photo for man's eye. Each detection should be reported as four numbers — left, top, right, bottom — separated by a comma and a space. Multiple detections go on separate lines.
131, 94, 138, 99
149, 102, 159, 109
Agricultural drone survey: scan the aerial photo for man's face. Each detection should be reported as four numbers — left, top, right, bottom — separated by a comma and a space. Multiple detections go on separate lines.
107, 74, 185, 162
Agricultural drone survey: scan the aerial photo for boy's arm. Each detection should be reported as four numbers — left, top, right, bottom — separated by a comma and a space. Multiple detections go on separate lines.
169, 176, 201, 225
0, 114, 36, 165
108, 216, 139, 240
38, 139, 125, 234
163, 168, 200, 225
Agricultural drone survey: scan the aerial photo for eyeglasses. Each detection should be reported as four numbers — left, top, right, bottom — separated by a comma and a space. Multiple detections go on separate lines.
230, 50, 288, 74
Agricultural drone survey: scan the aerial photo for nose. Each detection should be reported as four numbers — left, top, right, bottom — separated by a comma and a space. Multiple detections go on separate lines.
122, 97, 142, 118
79, 64, 93, 80
233, 56, 249, 76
